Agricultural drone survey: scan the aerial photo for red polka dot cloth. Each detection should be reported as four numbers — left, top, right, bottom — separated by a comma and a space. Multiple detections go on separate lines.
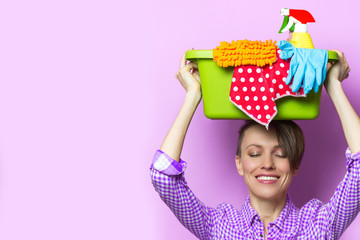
229, 49, 305, 128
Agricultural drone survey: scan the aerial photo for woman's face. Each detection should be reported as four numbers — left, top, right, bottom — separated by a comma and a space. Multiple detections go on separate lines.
236, 124, 298, 201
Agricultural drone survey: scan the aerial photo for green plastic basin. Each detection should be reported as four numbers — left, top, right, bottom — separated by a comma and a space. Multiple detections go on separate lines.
186, 50, 338, 119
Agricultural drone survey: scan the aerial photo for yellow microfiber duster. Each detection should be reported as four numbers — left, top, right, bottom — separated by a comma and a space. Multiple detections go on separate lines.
213, 40, 278, 68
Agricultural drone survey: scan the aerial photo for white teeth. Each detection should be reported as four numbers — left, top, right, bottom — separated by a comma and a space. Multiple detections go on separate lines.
257, 176, 278, 181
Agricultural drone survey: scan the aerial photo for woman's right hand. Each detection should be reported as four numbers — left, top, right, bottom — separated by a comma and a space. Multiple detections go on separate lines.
175, 51, 201, 99
159, 51, 202, 161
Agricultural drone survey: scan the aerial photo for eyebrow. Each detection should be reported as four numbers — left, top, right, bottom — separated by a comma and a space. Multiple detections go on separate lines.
245, 144, 282, 149
245, 144, 263, 149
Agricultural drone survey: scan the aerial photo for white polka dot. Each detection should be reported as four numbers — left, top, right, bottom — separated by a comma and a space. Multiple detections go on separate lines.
282, 77, 286, 82
232, 77, 236, 82
245, 96, 249, 101
249, 77, 254, 82
238, 68, 243, 73
276, 70, 280, 75
251, 87, 256, 92
276, 93, 280, 97
277, 50, 281, 53
271, 97, 274, 101
266, 114, 271, 119
260, 87, 265, 92
243, 87, 247, 92
247, 68, 252, 73
241, 77, 245, 82
274, 106, 277, 110
256, 105, 260, 110
272, 79, 276, 84
264, 105, 269, 110
233, 86, 238, 91
279, 84, 283, 89
269, 66, 273, 70
287, 70, 289, 74
256, 68, 261, 73
258, 77, 263, 83
235, 96, 240, 100
257, 114, 262, 119
247, 105, 251, 110
280, 63, 285, 68
286, 91, 290, 94
262, 96, 267, 101
265, 74, 270, 78
253, 96, 258, 101
270, 88, 274, 93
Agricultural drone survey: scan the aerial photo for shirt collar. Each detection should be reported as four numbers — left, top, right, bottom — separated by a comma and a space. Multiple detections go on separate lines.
271, 194, 296, 231
240, 196, 259, 230
240, 194, 297, 232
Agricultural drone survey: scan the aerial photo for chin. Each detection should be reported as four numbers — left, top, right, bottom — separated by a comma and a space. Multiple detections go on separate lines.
252, 189, 286, 201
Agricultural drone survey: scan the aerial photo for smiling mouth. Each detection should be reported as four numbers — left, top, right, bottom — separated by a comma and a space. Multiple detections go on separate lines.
256, 176, 280, 181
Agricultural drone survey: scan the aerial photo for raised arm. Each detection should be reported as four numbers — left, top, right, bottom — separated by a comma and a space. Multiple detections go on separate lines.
325, 50, 360, 153
151, 53, 220, 239
314, 50, 360, 239
160, 52, 201, 161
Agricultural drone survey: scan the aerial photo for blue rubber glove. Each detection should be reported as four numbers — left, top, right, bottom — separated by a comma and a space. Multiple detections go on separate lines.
277, 40, 328, 94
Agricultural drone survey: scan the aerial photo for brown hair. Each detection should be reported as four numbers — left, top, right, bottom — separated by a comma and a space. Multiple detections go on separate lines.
236, 120, 305, 171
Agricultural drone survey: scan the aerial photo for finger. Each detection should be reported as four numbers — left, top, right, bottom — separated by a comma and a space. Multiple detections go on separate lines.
304, 66, 315, 94
313, 81, 320, 93
326, 62, 334, 71
286, 62, 298, 85
292, 64, 305, 92
180, 53, 186, 69
331, 49, 344, 62
193, 72, 200, 82
182, 62, 198, 72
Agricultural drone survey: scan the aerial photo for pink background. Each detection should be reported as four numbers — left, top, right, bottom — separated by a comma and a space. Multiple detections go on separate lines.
0, 0, 359, 239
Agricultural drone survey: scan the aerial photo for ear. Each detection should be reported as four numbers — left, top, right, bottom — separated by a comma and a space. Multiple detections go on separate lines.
235, 155, 244, 176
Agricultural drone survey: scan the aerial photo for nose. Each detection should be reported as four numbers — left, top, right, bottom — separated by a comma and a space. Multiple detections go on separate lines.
261, 154, 275, 170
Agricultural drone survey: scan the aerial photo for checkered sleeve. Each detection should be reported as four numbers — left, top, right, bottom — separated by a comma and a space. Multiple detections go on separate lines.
318, 148, 360, 239
150, 150, 219, 239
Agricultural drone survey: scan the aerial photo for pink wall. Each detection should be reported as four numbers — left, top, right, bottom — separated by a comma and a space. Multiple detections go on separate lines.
0, 0, 359, 239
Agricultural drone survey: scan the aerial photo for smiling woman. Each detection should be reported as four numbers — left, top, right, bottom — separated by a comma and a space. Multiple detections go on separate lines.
150, 50, 360, 239
236, 123, 298, 200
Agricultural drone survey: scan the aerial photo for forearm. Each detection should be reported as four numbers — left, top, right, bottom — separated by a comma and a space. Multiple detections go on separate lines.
160, 91, 201, 162
150, 160, 211, 239
326, 81, 360, 153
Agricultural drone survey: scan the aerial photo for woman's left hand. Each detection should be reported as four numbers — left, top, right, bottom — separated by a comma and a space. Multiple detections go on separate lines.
324, 50, 360, 153
325, 50, 351, 91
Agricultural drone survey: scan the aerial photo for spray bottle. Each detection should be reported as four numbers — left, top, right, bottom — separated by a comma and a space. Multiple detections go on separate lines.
278, 8, 315, 49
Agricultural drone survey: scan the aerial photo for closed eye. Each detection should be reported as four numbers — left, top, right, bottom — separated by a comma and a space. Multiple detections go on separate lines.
249, 153, 261, 157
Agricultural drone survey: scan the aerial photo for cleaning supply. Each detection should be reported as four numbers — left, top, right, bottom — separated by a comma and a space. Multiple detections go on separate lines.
213, 40, 277, 67
277, 40, 328, 94
229, 49, 305, 128
279, 8, 315, 49
185, 8, 339, 120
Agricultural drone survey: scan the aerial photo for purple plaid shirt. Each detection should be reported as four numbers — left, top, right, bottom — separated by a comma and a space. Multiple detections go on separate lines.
150, 149, 360, 240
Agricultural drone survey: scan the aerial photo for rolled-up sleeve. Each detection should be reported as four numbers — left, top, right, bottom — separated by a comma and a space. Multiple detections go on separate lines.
150, 150, 219, 239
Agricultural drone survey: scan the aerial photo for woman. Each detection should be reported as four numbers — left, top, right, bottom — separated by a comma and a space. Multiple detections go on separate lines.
150, 50, 360, 239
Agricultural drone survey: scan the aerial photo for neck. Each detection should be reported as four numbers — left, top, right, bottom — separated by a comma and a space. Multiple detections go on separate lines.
249, 192, 287, 225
